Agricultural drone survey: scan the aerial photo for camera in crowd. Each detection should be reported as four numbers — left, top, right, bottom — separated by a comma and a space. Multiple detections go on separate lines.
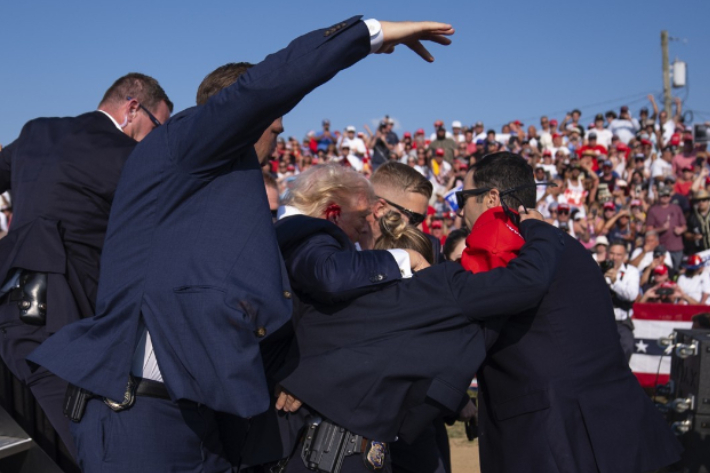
600, 260, 614, 273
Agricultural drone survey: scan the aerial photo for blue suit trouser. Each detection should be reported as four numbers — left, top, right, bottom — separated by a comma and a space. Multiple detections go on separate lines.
0, 300, 78, 459
71, 396, 233, 472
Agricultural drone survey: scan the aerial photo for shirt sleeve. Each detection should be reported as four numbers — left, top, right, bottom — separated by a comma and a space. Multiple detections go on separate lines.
386, 249, 413, 278
611, 265, 639, 302
363, 19, 384, 53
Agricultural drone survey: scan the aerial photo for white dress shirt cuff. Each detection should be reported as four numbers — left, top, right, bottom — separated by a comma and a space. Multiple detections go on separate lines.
387, 249, 413, 279
364, 19, 384, 54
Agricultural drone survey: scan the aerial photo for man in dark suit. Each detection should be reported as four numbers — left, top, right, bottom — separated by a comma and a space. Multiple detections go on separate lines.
458, 152, 682, 473
0, 73, 171, 456
28, 17, 455, 471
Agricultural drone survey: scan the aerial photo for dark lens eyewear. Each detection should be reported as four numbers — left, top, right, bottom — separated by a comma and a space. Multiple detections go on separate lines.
455, 188, 492, 209
126, 96, 162, 128
377, 196, 426, 226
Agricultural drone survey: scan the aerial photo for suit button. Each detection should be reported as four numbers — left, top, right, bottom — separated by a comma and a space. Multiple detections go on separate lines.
255, 327, 267, 338
370, 274, 386, 283
283, 291, 292, 299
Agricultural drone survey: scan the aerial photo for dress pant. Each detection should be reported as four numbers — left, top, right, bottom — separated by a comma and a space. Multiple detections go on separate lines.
390, 419, 450, 473
71, 396, 233, 473
0, 299, 78, 459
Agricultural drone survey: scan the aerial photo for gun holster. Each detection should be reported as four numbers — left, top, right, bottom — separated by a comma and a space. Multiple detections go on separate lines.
64, 384, 93, 422
300, 416, 387, 473
16, 271, 48, 326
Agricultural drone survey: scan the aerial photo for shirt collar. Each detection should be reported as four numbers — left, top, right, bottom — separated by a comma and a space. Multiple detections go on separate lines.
97, 110, 124, 132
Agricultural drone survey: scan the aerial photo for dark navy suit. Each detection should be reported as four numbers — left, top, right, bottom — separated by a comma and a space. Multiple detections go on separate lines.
0, 111, 137, 456
477, 232, 683, 473
248, 216, 563, 473
29, 16, 374, 472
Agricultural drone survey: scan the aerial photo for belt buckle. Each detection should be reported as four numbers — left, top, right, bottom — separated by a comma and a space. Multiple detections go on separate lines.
103, 375, 137, 412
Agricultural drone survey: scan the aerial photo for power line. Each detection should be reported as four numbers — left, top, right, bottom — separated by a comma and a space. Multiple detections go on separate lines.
489, 89, 660, 129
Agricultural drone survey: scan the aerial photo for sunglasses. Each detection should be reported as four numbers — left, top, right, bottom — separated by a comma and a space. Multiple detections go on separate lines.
455, 187, 492, 209
558, 210, 570, 215
377, 196, 426, 226
126, 96, 162, 128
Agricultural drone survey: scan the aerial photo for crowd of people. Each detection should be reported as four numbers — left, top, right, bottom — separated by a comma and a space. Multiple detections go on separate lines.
263, 94, 710, 316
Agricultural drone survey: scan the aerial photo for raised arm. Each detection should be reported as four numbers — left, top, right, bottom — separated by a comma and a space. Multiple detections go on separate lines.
447, 220, 565, 321
167, 18, 454, 177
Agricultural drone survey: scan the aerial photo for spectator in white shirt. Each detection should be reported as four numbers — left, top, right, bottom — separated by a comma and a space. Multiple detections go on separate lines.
629, 231, 673, 272
677, 254, 710, 304
605, 242, 640, 362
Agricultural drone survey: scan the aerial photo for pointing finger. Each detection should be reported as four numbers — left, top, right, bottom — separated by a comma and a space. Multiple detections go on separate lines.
407, 41, 434, 62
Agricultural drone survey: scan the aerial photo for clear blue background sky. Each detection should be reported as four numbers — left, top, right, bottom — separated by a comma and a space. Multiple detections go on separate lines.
1, 1, 709, 144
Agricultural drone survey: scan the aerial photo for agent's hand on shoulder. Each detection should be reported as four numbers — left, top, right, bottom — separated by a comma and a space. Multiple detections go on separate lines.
378, 21, 454, 62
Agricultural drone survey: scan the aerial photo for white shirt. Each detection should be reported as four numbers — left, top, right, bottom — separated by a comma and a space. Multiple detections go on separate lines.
610, 263, 639, 320
591, 128, 613, 148
677, 272, 710, 304
610, 118, 640, 144
650, 159, 672, 179
341, 136, 367, 156
629, 248, 673, 273
132, 19, 388, 382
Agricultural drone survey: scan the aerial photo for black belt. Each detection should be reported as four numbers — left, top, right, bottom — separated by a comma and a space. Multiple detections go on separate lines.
134, 377, 170, 400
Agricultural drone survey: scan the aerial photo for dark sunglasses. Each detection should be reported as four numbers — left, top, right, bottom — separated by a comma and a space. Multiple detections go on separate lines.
558, 209, 570, 215
126, 96, 162, 128
377, 196, 426, 226
455, 187, 492, 209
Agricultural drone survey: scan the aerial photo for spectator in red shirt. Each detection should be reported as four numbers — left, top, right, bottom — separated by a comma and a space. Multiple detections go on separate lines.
577, 132, 607, 166
672, 134, 697, 177
673, 166, 694, 197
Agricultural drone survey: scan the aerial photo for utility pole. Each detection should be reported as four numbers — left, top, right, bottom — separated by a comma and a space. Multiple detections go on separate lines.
661, 30, 672, 116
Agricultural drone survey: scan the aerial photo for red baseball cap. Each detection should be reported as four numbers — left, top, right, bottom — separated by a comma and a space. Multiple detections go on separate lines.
543, 150, 552, 156
416, 128, 425, 135
403, 132, 412, 138
603, 201, 616, 210
550, 119, 558, 126
435, 148, 445, 157
670, 134, 681, 146
653, 265, 668, 276
431, 221, 443, 229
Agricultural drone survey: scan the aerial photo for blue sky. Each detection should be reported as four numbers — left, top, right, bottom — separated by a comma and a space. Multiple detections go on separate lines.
1, 1, 709, 144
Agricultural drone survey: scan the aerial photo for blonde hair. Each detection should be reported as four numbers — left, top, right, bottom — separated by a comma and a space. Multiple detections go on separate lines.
375, 212, 434, 265
283, 164, 374, 217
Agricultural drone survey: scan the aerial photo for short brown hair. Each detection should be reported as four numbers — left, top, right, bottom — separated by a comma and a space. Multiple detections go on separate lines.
99, 73, 173, 113
196, 62, 253, 105
371, 162, 433, 199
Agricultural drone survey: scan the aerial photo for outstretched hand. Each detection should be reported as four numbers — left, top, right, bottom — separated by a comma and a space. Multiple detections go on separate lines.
378, 21, 455, 62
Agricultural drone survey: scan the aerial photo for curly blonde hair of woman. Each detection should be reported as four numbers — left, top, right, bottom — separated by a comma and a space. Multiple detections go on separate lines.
374, 211, 434, 266
282, 164, 374, 217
